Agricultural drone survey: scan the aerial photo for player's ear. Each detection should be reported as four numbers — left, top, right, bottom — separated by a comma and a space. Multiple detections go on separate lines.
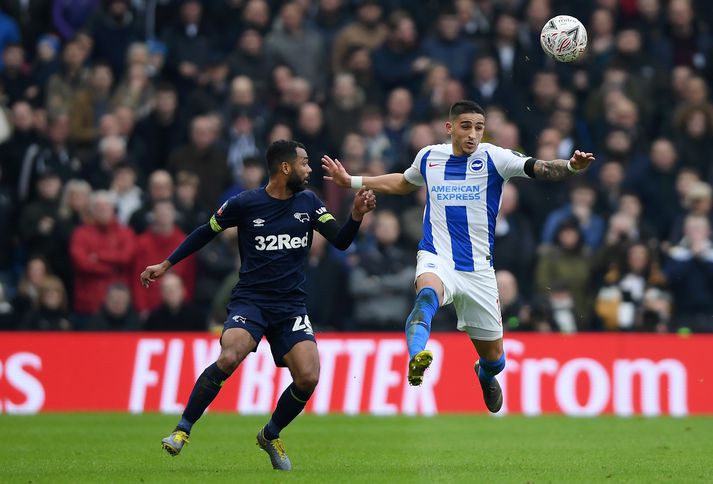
281, 161, 290, 175
445, 120, 452, 135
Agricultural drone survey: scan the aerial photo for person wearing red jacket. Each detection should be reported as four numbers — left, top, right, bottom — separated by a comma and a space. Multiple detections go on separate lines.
131, 200, 196, 314
70, 190, 136, 317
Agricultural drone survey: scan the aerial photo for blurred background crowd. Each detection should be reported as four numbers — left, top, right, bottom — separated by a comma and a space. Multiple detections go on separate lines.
0, 0, 712, 334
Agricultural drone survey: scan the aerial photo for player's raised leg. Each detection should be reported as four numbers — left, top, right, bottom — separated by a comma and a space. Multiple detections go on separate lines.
406, 272, 444, 386
257, 340, 319, 471
472, 338, 505, 413
162, 328, 257, 455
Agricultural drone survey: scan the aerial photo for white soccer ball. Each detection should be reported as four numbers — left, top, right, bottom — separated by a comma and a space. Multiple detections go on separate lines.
540, 15, 588, 63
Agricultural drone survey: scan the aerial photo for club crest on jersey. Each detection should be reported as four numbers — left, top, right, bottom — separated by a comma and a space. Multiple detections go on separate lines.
253, 218, 265, 227
294, 212, 310, 223
468, 158, 484, 173
232, 315, 246, 324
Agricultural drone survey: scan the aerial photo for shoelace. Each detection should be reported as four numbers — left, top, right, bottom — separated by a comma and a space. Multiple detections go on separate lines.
272, 438, 287, 459
174, 431, 190, 444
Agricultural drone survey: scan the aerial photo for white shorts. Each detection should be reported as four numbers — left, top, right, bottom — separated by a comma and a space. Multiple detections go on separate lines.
415, 250, 503, 341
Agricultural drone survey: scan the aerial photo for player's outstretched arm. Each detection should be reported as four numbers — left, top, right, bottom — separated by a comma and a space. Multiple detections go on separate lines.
317, 188, 377, 250
533, 150, 595, 181
140, 223, 218, 288
322, 155, 417, 194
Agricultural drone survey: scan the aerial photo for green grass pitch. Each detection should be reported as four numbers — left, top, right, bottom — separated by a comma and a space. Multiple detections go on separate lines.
2, 413, 712, 483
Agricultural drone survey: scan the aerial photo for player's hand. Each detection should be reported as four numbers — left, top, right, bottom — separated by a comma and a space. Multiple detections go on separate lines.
570, 150, 595, 171
322, 155, 352, 188
352, 188, 376, 219
140, 260, 171, 288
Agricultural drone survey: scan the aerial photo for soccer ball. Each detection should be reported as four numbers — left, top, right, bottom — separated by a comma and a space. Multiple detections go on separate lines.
540, 15, 588, 63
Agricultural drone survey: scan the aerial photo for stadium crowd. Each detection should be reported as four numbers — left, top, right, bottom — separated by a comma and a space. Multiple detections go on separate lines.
0, 0, 712, 333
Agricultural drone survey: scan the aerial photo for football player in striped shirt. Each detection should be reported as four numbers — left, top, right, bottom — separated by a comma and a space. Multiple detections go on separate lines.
322, 100, 594, 412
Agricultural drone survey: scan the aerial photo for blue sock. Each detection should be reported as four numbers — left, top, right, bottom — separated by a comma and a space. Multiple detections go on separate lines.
478, 354, 506, 385
177, 362, 229, 434
405, 287, 439, 359
263, 383, 313, 440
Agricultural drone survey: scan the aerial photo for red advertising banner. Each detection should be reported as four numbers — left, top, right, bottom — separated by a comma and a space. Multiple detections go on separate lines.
0, 332, 711, 415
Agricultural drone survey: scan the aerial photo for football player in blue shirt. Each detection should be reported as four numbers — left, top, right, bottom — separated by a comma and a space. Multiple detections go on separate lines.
140, 140, 376, 470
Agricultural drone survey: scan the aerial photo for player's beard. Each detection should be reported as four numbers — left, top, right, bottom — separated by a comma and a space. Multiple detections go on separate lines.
287, 171, 307, 193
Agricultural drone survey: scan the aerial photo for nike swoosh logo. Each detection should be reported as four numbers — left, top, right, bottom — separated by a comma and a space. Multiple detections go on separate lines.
428, 163, 441, 167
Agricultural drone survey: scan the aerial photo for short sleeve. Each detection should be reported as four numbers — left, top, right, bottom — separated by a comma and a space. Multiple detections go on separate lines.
490, 145, 534, 180
403, 147, 428, 187
209, 196, 242, 232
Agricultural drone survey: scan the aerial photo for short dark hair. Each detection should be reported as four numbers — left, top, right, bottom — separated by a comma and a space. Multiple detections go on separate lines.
265, 140, 305, 175
449, 100, 485, 120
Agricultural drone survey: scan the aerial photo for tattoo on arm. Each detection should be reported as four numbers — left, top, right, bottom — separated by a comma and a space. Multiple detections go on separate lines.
533, 159, 573, 181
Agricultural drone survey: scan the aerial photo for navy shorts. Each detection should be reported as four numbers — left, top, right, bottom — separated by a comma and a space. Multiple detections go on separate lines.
223, 300, 316, 367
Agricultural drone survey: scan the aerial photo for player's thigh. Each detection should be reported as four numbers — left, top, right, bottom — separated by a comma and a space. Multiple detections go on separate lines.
218, 301, 265, 373
415, 251, 454, 305
283, 340, 320, 390
454, 269, 503, 346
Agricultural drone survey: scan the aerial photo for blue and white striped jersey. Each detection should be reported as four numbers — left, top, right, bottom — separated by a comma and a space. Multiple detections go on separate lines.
403, 142, 532, 272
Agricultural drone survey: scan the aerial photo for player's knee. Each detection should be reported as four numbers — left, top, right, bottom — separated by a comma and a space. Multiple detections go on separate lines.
217, 349, 247, 374
293, 369, 319, 393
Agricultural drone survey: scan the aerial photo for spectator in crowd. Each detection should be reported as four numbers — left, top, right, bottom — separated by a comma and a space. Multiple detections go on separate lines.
468, 55, 512, 113
496, 270, 548, 332
194, 227, 238, 313
674, 106, 713, 179
664, 214, 713, 332
639, 138, 680, 239
88, 282, 140, 331
0, 101, 38, 193
669, 180, 713, 243
18, 170, 63, 259
12, 255, 51, 323
168, 114, 229, 209
265, 1, 325, 93
53, 0, 99, 41
542, 182, 606, 250
372, 11, 426, 94
423, 8, 475, 82
348, 210, 414, 329
535, 217, 593, 331
84, 134, 128, 189
174, 170, 209, 233
359, 106, 394, 167
331, 0, 386, 74
325, 73, 365, 149
53, 178, 92, 299
45, 38, 90, 113
19, 275, 71, 331
0, 169, 14, 283
0, 280, 16, 329
129, 169, 173, 234
0, 8, 20, 72
295, 102, 335, 189
109, 162, 142, 224
224, 108, 261, 182
134, 82, 186, 173
1, 42, 34, 105
144, 272, 204, 331
88, 0, 140, 79
68, 61, 115, 147
595, 241, 669, 332
131, 200, 194, 315
494, 183, 536, 298
227, 29, 270, 96
69, 190, 135, 320
2, 0, 52, 57
18, 113, 81, 201
305, 231, 349, 330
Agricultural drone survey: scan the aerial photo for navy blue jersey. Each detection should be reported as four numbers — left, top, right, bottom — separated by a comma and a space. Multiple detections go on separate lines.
209, 188, 336, 311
